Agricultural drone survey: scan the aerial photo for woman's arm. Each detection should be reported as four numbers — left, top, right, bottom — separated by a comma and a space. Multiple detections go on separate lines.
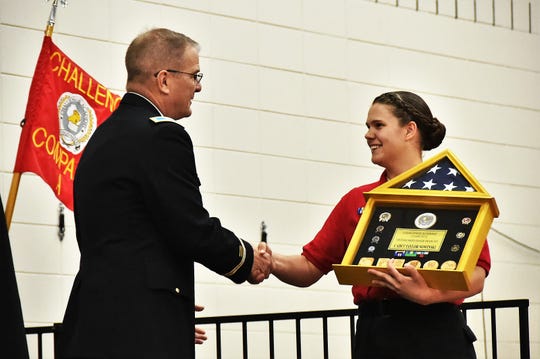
272, 252, 324, 287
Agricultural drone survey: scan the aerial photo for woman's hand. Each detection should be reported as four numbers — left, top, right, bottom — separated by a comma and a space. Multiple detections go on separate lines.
368, 259, 433, 305
368, 259, 487, 305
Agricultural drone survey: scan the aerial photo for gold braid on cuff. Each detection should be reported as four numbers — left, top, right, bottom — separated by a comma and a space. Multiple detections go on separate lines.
224, 240, 246, 277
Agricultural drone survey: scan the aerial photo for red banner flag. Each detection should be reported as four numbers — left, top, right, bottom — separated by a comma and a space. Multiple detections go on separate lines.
13, 36, 121, 210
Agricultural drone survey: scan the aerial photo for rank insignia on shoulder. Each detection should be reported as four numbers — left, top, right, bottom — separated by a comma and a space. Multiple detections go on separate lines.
149, 116, 178, 124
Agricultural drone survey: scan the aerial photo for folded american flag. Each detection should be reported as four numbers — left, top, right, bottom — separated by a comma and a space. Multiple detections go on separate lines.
401, 158, 475, 192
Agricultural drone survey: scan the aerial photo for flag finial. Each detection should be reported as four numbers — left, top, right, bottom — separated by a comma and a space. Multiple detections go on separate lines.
45, 0, 68, 37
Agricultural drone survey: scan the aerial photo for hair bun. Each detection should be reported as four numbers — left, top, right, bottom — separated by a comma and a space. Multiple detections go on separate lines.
423, 117, 446, 151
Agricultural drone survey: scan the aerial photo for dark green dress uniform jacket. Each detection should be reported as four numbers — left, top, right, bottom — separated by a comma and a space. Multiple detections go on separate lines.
59, 93, 253, 359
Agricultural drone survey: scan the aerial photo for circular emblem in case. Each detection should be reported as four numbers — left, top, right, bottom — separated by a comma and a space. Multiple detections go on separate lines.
441, 260, 457, 270
423, 260, 439, 269
376, 258, 390, 267
359, 257, 375, 266
414, 212, 437, 229
379, 212, 392, 222
405, 260, 421, 268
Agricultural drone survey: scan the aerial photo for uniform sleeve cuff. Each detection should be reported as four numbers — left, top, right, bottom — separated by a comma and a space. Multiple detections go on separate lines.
224, 239, 253, 284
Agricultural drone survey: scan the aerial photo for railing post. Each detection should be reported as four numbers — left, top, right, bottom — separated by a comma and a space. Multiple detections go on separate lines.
518, 301, 530, 359
492, 0, 496, 26
295, 318, 301, 358
37, 333, 43, 359
53, 323, 62, 359
216, 322, 222, 359
350, 314, 356, 357
491, 308, 498, 358
268, 320, 275, 359
322, 316, 329, 359
510, 0, 514, 30
529, 2, 532, 33
242, 321, 248, 359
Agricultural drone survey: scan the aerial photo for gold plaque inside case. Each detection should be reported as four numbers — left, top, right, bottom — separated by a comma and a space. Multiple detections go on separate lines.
332, 150, 499, 291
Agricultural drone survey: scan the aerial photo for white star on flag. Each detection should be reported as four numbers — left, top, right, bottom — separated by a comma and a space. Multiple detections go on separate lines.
403, 180, 416, 188
443, 182, 458, 191
422, 179, 437, 189
427, 164, 442, 174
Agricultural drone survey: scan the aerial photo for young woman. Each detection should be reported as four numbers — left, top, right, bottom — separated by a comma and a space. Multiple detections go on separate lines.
269, 91, 490, 359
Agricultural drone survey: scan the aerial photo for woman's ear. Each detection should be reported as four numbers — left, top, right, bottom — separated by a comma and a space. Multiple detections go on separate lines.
405, 121, 418, 141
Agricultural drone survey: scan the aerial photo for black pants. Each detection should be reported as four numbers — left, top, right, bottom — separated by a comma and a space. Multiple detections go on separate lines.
354, 299, 477, 359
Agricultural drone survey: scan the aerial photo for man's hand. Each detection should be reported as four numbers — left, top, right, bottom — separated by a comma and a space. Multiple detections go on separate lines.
248, 241, 273, 284
194, 304, 207, 345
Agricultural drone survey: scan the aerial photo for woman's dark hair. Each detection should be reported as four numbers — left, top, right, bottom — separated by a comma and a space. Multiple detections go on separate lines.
372, 91, 446, 151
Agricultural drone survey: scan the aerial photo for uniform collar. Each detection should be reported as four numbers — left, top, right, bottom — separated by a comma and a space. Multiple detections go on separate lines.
123, 92, 163, 116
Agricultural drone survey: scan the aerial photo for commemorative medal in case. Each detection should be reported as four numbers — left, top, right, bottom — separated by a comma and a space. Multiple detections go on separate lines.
333, 149, 499, 291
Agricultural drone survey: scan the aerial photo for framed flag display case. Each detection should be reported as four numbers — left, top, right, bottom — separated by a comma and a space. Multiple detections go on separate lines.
333, 150, 499, 291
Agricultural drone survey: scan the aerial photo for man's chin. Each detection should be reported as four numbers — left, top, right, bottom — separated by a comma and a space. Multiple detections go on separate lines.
178, 110, 192, 120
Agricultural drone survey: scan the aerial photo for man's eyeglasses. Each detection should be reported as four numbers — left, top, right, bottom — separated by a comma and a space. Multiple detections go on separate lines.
153, 69, 203, 83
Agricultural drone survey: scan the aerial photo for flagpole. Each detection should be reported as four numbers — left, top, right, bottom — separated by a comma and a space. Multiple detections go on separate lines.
4, 175, 21, 231
4, 0, 67, 230
45, 0, 68, 37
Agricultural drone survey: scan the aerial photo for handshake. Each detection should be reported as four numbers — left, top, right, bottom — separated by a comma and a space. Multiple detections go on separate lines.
248, 241, 273, 284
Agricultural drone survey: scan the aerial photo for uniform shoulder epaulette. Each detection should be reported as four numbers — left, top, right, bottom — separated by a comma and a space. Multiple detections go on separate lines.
149, 116, 179, 125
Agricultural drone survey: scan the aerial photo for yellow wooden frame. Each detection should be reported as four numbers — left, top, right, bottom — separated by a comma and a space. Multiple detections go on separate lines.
332, 149, 499, 291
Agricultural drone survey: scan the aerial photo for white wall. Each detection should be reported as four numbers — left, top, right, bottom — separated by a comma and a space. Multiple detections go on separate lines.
1, 0, 538, 358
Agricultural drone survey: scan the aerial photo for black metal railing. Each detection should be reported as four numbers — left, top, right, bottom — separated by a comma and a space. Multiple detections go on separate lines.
25, 323, 61, 359
461, 299, 530, 359
373, 0, 535, 33
195, 308, 358, 359
25, 299, 530, 359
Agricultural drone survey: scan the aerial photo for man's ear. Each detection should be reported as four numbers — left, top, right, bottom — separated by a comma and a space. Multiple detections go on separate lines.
155, 71, 171, 94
